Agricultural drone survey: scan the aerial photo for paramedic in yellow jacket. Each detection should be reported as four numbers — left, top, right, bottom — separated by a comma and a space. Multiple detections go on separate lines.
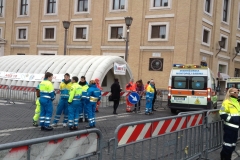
52, 73, 72, 127
68, 76, 82, 131
145, 80, 155, 115
32, 84, 40, 127
39, 72, 55, 131
219, 87, 240, 160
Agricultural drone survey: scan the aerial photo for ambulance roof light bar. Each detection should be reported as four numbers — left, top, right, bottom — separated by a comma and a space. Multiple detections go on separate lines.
173, 64, 184, 67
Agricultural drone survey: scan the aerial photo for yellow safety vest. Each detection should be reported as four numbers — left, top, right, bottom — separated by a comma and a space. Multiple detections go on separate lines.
68, 83, 82, 103
39, 80, 55, 99
219, 97, 240, 130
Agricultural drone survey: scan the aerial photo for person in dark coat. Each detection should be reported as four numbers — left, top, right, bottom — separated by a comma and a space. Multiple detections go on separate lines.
152, 82, 157, 111
111, 78, 122, 114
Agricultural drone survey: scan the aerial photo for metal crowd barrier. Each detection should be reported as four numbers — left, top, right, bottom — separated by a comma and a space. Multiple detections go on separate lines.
0, 84, 10, 103
9, 86, 36, 106
0, 128, 103, 160
0, 85, 168, 110
108, 111, 206, 160
203, 109, 223, 159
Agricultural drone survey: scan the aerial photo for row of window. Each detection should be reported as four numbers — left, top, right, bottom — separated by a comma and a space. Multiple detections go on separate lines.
0, 0, 171, 17
12, 22, 169, 42
204, 0, 238, 27
202, 25, 240, 52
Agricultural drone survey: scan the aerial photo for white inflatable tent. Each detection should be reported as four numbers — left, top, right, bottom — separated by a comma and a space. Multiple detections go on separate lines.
0, 55, 133, 90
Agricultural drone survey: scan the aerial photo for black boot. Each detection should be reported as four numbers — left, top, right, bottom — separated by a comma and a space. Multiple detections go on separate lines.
43, 126, 53, 131
85, 118, 89, 122
78, 118, 83, 123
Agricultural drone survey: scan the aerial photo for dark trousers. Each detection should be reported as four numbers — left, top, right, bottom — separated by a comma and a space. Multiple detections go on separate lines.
134, 96, 142, 110
113, 100, 119, 113
221, 127, 238, 160
152, 98, 156, 110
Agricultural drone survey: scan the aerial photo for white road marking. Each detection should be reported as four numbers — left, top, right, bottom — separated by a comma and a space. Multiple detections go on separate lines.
0, 127, 36, 133
0, 133, 10, 137
0, 113, 130, 133
95, 119, 107, 122
117, 115, 130, 118
95, 113, 130, 119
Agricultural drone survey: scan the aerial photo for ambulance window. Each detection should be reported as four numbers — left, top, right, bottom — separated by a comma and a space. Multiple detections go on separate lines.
190, 77, 207, 90
237, 84, 240, 89
227, 83, 237, 88
172, 76, 188, 89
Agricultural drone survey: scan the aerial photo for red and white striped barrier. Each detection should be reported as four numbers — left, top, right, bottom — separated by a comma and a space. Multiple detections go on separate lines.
3, 146, 28, 160
1, 133, 98, 160
117, 114, 203, 146
0, 85, 9, 89
10, 86, 35, 92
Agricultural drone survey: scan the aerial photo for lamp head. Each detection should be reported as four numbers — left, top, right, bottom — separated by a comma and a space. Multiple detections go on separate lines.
62, 21, 70, 29
219, 40, 225, 48
235, 46, 240, 54
125, 16, 133, 27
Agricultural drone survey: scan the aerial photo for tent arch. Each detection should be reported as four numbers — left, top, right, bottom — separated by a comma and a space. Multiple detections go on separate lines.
0, 55, 133, 90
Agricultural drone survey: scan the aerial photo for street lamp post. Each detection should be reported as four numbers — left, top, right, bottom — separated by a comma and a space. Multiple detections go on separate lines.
62, 21, 71, 56
124, 16, 133, 62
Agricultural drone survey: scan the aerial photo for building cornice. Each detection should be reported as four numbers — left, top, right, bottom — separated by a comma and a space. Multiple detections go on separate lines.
220, 27, 230, 34
202, 18, 213, 26
145, 14, 175, 19
200, 49, 213, 55
71, 18, 92, 22
101, 46, 128, 50
37, 45, 59, 48
14, 21, 31, 24
105, 17, 124, 21
67, 45, 92, 49
218, 54, 230, 60
11, 44, 30, 48
140, 46, 174, 51
40, 20, 60, 23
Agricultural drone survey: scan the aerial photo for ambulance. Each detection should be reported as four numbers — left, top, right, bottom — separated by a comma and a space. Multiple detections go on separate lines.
168, 63, 218, 113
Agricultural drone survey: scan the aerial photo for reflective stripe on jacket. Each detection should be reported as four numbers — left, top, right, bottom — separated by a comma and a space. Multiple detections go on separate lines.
39, 80, 55, 99
59, 80, 72, 98
88, 84, 101, 103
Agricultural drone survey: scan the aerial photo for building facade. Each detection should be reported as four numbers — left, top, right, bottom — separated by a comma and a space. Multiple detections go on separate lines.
0, 0, 240, 91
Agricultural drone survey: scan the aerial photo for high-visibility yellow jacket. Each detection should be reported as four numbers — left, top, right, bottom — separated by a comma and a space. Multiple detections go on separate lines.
39, 80, 55, 100
80, 84, 89, 99
219, 97, 240, 131
68, 83, 82, 103
59, 80, 72, 99
146, 84, 155, 99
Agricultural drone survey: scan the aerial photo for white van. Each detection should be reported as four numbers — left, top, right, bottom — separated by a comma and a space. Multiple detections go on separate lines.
168, 64, 218, 113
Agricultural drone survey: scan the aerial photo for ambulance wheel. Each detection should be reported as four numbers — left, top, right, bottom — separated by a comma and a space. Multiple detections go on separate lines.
171, 109, 177, 114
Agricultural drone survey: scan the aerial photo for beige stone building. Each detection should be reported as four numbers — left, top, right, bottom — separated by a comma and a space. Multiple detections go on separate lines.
0, 0, 240, 91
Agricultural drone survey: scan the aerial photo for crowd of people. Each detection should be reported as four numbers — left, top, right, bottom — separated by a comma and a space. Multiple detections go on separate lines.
110, 78, 157, 115
32, 72, 101, 131
32, 73, 157, 131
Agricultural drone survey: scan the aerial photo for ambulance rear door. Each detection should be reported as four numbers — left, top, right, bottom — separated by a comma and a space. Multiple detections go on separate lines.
171, 76, 191, 109
187, 76, 208, 108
